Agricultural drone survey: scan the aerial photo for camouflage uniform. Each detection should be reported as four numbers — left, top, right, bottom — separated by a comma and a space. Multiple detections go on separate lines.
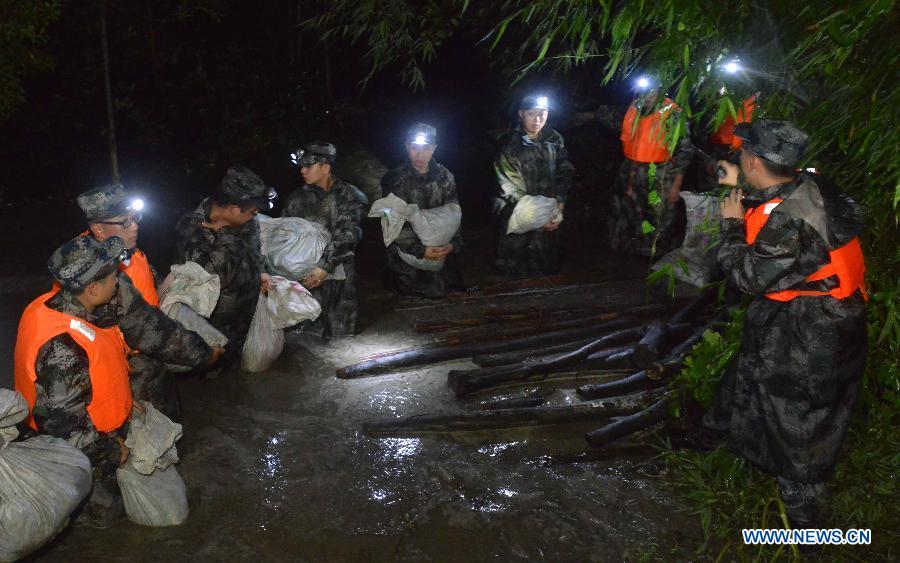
380, 160, 463, 298
24, 236, 211, 527
592, 102, 694, 255
174, 199, 263, 366
494, 126, 575, 276
703, 121, 867, 528
282, 178, 367, 337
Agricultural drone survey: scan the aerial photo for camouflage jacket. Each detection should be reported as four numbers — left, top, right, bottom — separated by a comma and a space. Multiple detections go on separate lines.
380, 160, 462, 259
494, 127, 575, 209
592, 102, 694, 173
282, 178, 368, 274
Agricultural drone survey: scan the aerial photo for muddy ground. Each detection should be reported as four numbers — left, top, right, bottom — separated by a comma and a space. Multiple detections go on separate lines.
2, 200, 703, 562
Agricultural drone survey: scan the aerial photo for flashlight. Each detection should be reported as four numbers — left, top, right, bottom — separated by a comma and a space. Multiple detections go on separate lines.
129, 198, 144, 212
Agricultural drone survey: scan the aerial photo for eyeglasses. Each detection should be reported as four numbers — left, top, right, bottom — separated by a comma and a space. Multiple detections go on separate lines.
98, 213, 142, 229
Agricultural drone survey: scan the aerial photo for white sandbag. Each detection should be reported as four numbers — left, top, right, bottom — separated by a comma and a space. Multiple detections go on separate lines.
257, 214, 344, 281
410, 203, 462, 247
124, 402, 182, 476
0, 389, 27, 448
241, 293, 285, 372
0, 388, 92, 561
116, 463, 188, 527
266, 276, 322, 329
159, 263, 227, 371
652, 191, 721, 287
368, 193, 419, 246
506, 195, 562, 234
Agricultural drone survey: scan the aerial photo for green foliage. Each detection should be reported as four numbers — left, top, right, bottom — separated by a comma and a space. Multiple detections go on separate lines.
0, 0, 60, 117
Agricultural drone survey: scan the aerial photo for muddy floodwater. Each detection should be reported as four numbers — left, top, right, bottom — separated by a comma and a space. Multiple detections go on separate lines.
1, 215, 702, 562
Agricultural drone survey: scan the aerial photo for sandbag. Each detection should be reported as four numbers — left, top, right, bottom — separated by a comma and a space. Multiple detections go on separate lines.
371, 195, 461, 271
257, 214, 347, 281
506, 195, 562, 234
159, 263, 227, 371
368, 193, 419, 246
241, 293, 285, 372
116, 464, 188, 527
652, 191, 721, 287
125, 401, 182, 475
267, 276, 322, 329
0, 389, 91, 562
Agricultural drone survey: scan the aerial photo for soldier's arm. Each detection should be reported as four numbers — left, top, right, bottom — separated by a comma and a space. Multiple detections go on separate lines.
281, 191, 304, 218
554, 139, 575, 204
175, 217, 244, 289
31, 335, 123, 470
319, 192, 366, 273
381, 172, 428, 257
116, 275, 213, 367
494, 147, 526, 204
238, 216, 267, 273
717, 212, 831, 295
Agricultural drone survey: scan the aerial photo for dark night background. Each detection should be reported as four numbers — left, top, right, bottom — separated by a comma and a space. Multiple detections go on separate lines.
0, 1, 640, 276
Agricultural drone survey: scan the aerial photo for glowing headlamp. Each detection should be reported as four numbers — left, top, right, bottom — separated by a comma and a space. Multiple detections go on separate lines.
412, 133, 429, 146
723, 60, 742, 74
128, 198, 144, 212
290, 149, 304, 165
534, 96, 549, 110
635, 76, 652, 90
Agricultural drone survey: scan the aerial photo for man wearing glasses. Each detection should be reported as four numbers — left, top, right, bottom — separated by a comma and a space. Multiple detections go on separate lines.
73, 184, 223, 418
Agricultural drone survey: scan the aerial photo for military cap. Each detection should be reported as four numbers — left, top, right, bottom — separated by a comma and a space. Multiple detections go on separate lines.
77, 184, 137, 223
406, 123, 437, 146
519, 95, 550, 111
290, 141, 337, 167
734, 119, 810, 167
219, 166, 276, 209
48, 235, 126, 291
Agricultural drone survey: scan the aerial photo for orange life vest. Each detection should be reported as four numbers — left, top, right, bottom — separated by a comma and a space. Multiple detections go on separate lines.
14, 291, 132, 432
121, 250, 159, 306
710, 95, 757, 149
744, 198, 867, 301
620, 98, 678, 163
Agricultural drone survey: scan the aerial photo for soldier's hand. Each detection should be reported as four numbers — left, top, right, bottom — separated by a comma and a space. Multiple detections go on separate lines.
207, 346, 225, 366
720, 188, 745, 220
302, 267, 328, 289
116, 437, 130, 467
260, 273, 272, 294
717, 160, 740, 186
543, 220, 561, 231
132, 401, 146, 416
424, 246, 450, 260
200, 218, 227, 231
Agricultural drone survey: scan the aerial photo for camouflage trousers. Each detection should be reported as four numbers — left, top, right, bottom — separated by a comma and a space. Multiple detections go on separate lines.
607, 159, 682, 255
385, 246, 464, 299
494, 203, 563, 276
129, 354, 180, 422
300, 262, 359, 338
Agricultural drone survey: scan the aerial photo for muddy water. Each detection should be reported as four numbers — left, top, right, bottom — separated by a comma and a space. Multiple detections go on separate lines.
31, 277, 701, 562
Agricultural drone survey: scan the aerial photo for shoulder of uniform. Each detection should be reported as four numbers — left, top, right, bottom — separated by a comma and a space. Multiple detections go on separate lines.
337, 179, 368, 204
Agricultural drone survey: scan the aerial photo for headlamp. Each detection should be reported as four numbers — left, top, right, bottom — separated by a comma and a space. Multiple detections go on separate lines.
412, 133, 429, 146
129, 198, 144, 212
290, 149, 304, 166
723, 60, 742, 74
635, 76, 651, 90
534, 96, 549, 110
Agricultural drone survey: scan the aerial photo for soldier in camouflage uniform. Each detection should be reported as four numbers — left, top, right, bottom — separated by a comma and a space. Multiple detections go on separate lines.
15, 236, 217, 528
381, 123, 463, 298
702, 120, 867, 529
283, 142, 368, 337
575, 87, 693, 255
174, 167, 274, 370
494, 95, 575, 276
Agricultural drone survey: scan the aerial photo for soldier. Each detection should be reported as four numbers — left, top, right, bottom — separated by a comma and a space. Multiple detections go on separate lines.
574, 80, 693, 255
703, 120, 867, 530
13, 236, 217, 527
380, 123, 463, 298
283, 142, 367, 338
494, 95, 575, 276
174, 166, 274, 369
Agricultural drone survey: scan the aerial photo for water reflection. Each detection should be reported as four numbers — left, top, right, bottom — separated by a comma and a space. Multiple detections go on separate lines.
258, 431, 287, 512
477, 441, 522, 457
378, 437, 422, 460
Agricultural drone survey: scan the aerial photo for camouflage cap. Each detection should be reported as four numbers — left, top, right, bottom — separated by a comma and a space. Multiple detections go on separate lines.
48, 235, 126, 291
734, 119, 810, 167
520, 95, 550, 111
406, 123, 437, 146
77, 184, 133, 222
291, 141, 337, 167
219, 166, 276, 209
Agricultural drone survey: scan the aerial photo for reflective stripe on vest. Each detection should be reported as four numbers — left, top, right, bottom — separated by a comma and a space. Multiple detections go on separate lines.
122, 250, 159, 306
620, 98, 676, 163
13, 291, 132, 432
744, 198, 867, 301
710, 96, 757, 149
